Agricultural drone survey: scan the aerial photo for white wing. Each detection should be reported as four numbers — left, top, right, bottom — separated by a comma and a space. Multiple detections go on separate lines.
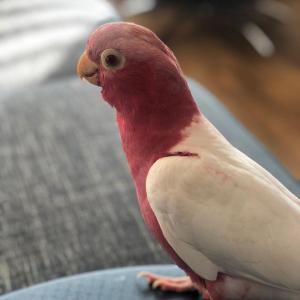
146, 117, 300, 291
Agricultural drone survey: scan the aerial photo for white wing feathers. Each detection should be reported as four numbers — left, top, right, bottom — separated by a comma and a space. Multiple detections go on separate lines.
146, 117, 300, 291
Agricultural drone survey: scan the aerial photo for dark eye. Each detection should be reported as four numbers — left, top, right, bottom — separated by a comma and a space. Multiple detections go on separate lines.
105, 54, 119, 67
101, 49, 125, 70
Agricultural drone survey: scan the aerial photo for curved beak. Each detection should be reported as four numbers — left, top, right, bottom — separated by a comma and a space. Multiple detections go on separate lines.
77, 50, 100, 86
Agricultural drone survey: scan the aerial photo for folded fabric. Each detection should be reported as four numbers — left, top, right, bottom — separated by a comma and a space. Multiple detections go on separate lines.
0, 265, 198, 300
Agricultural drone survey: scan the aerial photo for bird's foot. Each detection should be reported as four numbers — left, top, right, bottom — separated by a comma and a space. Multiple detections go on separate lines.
137, 271, 211, 299
138, 271, 195, 292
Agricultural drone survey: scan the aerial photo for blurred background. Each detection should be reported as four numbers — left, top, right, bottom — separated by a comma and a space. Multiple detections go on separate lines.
0, 0, 299, 296
114, 0, 300, 179
1, 0, 299, 177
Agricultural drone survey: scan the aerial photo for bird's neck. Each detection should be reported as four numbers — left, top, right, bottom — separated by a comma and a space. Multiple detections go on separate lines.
116, 87, 200, 201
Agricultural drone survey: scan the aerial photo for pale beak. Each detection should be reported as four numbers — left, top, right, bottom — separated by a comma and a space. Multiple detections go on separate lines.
77, 50, 100, 86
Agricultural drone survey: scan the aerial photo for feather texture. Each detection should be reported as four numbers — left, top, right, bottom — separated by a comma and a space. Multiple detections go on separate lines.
146, 116, 300, 292
80, 21, 300, 299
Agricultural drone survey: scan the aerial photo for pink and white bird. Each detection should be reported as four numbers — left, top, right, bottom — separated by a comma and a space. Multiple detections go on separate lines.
77, 22, 300, 300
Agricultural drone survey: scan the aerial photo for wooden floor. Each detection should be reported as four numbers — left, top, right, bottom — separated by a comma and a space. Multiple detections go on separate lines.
126, 2, 300, 179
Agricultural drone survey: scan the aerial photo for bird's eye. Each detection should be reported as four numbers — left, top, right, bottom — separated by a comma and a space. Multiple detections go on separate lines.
101, 49, 125, 70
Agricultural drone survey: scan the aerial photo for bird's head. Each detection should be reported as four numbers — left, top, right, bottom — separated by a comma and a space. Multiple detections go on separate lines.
77, 22, 188, 116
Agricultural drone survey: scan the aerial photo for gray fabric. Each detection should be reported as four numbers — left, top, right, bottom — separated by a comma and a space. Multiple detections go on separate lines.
0, 79, 170, 295
0, 265, 199, 300
0, 0, 118, 89
0, 77, 298, 295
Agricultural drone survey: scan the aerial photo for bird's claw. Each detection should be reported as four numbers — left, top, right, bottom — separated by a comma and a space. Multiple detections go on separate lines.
137, 271, 196, 292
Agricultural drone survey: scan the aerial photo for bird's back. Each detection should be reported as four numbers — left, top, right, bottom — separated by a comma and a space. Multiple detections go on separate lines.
146, 115, 300, 291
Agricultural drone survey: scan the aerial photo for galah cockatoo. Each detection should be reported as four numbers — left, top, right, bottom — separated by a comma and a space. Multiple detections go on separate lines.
77, 22, 300, 300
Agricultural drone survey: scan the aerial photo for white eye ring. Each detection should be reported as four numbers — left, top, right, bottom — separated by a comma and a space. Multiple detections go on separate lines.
100, 49, 125, 70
